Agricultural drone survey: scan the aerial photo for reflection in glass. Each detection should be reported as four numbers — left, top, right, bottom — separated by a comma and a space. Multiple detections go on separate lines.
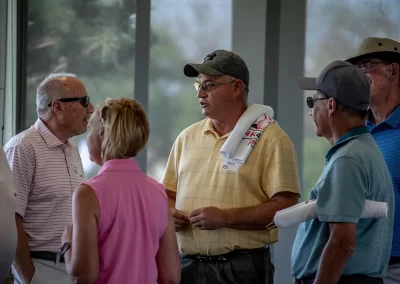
26, 0, 136, 178
303, 0, 400, 197
147, 0, 232, 180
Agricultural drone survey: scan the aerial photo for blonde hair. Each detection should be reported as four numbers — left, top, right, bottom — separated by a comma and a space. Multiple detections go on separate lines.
89, 97, 150, 161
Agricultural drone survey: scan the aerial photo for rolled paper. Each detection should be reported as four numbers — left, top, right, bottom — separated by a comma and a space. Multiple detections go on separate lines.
272, 199, 387, 229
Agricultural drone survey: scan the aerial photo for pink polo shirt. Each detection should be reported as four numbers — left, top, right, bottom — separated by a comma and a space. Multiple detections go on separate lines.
84, 159, 168, 284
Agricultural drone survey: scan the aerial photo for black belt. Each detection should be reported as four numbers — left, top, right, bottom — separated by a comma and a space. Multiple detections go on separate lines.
389, 256, 400, 265
294, 279, 313, 284
30, 251, 65, 263
295, 275, 383, 284
180, 246, 269, 262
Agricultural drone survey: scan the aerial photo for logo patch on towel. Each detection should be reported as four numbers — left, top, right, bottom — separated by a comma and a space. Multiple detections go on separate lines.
222, 159, 241, 172
245, 115, 275, 149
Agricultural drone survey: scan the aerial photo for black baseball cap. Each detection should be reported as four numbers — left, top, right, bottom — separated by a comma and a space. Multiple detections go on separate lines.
298, 60, 370, 111
183, 50, 250, 86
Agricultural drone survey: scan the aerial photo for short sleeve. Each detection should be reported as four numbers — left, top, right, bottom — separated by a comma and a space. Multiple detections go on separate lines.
160, 136, 182, 193
262, 135, 301, 198
4, 144, 35, 218
316, 157, 366, 224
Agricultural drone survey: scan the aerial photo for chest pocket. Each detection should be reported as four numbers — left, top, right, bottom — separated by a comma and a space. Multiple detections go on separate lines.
30, 159, 73, 202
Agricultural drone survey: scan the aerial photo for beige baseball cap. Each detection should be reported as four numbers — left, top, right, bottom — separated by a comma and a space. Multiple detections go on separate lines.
346, 37, 400, 64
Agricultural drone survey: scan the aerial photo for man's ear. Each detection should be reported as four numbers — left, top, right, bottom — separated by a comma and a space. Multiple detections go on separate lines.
51, 101, 63, 115
390, 63, 400, 82
233, 80, 244, 97
327, 97, 337, 117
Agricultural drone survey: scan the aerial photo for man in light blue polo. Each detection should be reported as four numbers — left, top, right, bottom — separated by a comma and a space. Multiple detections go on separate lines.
291, 60, 394, 284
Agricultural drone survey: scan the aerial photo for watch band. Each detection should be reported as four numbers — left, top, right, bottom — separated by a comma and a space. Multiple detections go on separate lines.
60, 242, 72, 256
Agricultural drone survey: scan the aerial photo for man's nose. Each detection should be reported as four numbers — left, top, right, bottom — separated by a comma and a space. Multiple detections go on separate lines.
87, 102, 95, 113
197, 88, 206, 98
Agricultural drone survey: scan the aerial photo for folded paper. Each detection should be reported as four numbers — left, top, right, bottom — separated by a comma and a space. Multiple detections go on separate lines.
268, 199, 388, 229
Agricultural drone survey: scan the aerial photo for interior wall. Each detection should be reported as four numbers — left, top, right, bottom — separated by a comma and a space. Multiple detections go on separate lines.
232, 0, 306, 283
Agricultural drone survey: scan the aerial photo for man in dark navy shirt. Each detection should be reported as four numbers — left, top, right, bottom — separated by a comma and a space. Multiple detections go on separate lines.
347, 37, 400, 284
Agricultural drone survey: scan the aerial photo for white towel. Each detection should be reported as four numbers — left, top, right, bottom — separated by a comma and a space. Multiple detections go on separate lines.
220, 104, 275, 165
270, 199, 388, 229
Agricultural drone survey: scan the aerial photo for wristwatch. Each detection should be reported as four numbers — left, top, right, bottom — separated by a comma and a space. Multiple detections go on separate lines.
60, 242, 72, 256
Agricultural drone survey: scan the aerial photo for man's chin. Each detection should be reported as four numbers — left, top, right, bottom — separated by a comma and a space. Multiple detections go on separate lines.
201, 109, 210, 118
315, 131, 323, 137
75, 128, 88, 137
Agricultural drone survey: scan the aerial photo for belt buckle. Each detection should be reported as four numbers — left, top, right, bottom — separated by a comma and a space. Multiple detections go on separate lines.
197, 255, 227, 262
197, 256, 209, 262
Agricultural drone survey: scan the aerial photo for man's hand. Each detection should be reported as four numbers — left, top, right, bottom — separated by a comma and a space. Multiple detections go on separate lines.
14, 214, 35, 284
170, 208, 190, 232
189, 207, 226, 230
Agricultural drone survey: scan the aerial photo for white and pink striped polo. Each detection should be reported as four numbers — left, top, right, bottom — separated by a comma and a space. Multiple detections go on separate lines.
4, 119, 85, 252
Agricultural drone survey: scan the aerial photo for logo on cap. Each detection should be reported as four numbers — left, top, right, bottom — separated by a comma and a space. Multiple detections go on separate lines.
204, 52, 217, 61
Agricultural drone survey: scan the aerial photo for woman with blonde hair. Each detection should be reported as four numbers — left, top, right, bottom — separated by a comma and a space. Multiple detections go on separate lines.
61, 98, 180, 284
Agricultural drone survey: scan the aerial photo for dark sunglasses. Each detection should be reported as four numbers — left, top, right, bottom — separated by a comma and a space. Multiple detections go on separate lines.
48, 96, 90, 108
306, 96, 328, 108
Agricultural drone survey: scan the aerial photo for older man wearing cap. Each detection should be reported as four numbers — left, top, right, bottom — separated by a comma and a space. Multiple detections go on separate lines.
346, 37, 400, 284
161, 49, 301, 284
291, 60, 394, 284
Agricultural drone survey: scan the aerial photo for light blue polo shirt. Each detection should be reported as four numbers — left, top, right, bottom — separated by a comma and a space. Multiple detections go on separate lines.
291, 126, 395, 279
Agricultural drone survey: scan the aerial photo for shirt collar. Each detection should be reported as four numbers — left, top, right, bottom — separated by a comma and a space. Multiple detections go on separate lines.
98, 158, 141, 175
202, 118, 231, 139
203, 118, 214, 134
367, 105, 400, 129
34, 119, 71, 149
325, 126, 370, 161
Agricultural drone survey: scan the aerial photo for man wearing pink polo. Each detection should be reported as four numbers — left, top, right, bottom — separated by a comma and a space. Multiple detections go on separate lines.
4, 73, 94, 284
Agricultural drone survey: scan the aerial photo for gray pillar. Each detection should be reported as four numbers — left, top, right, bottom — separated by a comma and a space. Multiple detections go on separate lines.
0, 0, 8, 143
274, 1, 306, 283
134, 0, 151, 172
232, 0, 267, 105
232, 0, 306, 283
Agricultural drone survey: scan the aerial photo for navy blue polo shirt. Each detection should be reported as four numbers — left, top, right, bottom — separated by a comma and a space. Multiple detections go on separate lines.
367, 105, 400, 257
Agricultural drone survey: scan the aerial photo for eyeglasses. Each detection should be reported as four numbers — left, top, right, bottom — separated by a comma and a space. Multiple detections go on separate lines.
357, 60, 390, 73
194, 80, 235, 92
48, 96, 91, 108
306, 97, 328, 108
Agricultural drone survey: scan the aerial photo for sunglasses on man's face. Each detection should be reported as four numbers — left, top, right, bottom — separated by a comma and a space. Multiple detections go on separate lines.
306, 96, 328, 108
48, 96, 91, 108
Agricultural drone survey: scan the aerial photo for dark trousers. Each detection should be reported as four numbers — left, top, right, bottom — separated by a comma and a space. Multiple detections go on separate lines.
295, 274, 383, 284
180, 246, 274, 284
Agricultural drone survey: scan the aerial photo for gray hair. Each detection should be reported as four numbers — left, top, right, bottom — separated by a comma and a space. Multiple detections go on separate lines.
226, 75, 249, 103
36, 73, 78, 117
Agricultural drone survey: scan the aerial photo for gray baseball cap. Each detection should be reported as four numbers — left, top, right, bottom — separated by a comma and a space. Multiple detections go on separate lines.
298, 60, 370, 111
183, 50, 250, 86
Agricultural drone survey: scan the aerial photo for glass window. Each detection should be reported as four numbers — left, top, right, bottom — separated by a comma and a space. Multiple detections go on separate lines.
303, 0, 400, 197
147, 0, 232, 180
26, 0, 136, 178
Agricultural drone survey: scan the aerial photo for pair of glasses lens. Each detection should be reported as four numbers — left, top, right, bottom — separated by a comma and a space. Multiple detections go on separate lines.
48, 96, 90, 107
193, 80, 236, 92
306, 97, 314, 108
306, 97, 328, 108
194, 82, 216, 92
